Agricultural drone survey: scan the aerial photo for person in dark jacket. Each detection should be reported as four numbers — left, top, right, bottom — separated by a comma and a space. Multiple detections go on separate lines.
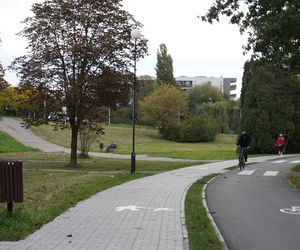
237, 131, 251, 162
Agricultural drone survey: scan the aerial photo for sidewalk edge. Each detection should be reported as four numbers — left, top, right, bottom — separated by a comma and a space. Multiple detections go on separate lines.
202, 176, 229, 250
180, 183, 191, 250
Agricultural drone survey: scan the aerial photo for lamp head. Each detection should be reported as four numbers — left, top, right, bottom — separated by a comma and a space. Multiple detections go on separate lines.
130, 29, 141, 39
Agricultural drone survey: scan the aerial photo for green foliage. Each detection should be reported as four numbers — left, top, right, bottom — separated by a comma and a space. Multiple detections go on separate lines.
155, 43, 176, 85
240, 61, 300, 153
159, 126, 180, 141
136, 75, 155, 100
196, 102, 229, 134
226, 99, 240, 133
202, 0, 300, 74
189, 83, 233, 133
138, 84, 188, 129
189, 83, 225, 113
178, 115, 218, 142
0, 87, 22, 113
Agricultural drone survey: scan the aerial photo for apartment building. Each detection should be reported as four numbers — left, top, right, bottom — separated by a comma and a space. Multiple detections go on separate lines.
175, 76, 237, 99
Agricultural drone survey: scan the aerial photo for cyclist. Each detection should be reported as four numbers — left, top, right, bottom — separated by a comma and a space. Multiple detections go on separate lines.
237, 131, 251, 162
276, 134, 285, 156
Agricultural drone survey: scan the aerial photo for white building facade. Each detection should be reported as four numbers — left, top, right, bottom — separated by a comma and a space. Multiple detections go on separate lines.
175, 76, 237, 99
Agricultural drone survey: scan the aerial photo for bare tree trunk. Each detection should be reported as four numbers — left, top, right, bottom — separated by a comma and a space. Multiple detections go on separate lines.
70, 117, 78, 167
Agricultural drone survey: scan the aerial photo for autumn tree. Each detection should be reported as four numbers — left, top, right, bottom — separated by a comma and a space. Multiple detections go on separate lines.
138, 84, 188, 133
155, 44, 176, 85
12, 0, 148, 167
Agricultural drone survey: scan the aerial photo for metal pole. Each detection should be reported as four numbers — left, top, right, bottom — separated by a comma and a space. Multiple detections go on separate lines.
131, 38, 137, 173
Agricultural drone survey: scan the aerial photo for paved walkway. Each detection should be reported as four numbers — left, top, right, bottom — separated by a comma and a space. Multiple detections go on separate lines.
0, 117, 288, 249
0, 156, 281, 250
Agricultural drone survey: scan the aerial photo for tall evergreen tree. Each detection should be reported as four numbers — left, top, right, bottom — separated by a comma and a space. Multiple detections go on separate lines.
240, 61, 300, 153
155, 43, 176, 85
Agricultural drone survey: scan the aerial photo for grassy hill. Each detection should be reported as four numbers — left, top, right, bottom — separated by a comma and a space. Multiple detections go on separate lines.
0, 131, 38, 153
31, 123, 237, 160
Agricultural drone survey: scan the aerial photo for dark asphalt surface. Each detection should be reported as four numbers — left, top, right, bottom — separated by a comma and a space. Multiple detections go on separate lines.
206, 157, 300, 250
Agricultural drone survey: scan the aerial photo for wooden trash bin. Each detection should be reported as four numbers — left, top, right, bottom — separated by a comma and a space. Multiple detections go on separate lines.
0, 161, 23, 214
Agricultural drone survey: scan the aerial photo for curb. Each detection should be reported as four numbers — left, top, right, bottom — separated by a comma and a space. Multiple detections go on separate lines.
202, 176, 229, 250
181, 183, 192, 250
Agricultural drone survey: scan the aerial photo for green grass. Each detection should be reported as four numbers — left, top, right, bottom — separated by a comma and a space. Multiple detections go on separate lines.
290, 164, 300, 190
0, 152, 199, 172
185, 174, 222, 250
0, 171, 149, 240
31, 124, 237, 160
0, 131, 38, 153
0, 152, 199, 240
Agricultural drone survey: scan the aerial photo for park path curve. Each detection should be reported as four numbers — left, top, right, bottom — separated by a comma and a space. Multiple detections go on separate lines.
0, 117, 67, 152
0, 155, 282, 250
0, 117, 289, 249
0, 117, 201, 163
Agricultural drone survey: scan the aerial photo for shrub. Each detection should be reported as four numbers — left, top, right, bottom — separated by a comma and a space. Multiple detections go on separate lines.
178, 115, 218, 142
159, 126, 180, 141
159, 115, 218, 142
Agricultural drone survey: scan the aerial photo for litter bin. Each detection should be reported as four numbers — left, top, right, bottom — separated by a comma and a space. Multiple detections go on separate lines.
0, 161, 23, 214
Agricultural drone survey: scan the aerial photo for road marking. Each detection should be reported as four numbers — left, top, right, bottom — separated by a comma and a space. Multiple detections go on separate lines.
115, 205, 146, 211
238, 170, 255, 175
153, 208, 173, 212
280, 206, 300, 215
198, 167, 208, 170
272, 160, 287, 163
263, 171, 278, 176
289, 160, 300, 164
115, 205, 173, 212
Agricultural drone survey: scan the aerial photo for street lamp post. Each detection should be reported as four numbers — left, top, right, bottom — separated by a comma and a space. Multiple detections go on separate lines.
130, 28, 141, 173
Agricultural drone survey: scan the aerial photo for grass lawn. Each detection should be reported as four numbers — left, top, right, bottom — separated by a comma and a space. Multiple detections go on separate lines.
0, 151, 199, 240
0, 131, 38, 153
185, 174, 222, 250
31, 123, 237, 160
290, 164, 300, 190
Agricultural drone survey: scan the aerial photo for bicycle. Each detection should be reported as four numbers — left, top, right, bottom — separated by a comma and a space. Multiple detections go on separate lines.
238, 147, 247, 170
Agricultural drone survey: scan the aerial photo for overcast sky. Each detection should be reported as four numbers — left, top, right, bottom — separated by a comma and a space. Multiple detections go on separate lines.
0, 0, 250, 94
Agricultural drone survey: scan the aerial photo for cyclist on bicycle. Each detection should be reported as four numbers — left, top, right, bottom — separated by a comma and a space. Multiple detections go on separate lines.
237, 131, 251, 162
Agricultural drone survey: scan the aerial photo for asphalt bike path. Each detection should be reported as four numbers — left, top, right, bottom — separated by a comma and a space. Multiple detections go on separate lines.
206, 157, 300, 250
0, 117, 298, 249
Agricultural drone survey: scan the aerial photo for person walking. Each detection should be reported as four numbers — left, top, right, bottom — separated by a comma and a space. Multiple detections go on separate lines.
276, 134, 285, 156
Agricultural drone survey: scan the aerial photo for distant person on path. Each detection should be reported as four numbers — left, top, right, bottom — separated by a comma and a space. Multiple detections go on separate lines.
237, 131, 251, 162
276, 134, 285, 156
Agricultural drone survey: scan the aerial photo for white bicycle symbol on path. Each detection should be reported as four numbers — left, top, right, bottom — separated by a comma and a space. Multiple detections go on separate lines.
280, 206, 300, 215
